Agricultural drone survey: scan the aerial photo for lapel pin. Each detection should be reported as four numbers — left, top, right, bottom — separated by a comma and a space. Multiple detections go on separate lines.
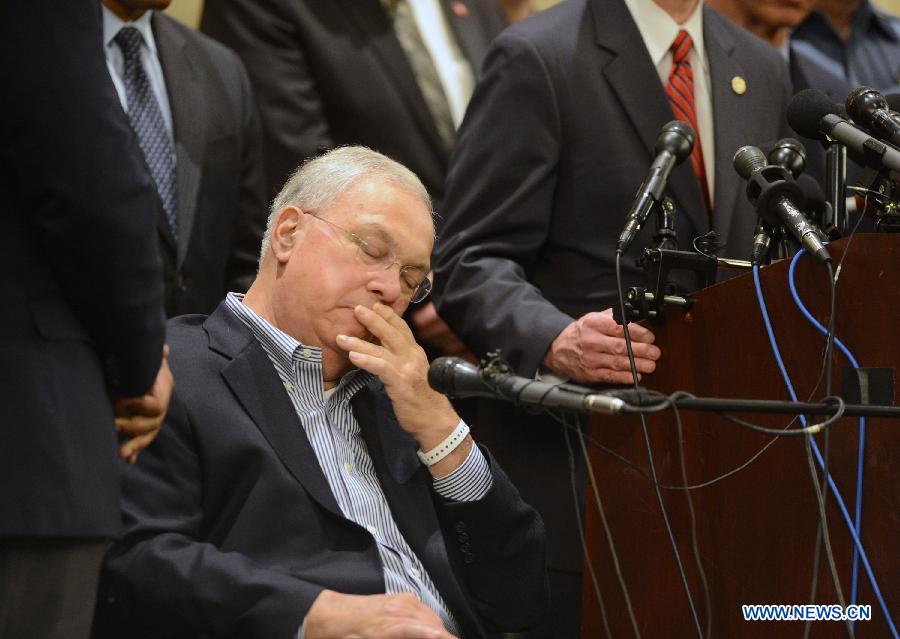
451, 1, 469, 17
731, 75, 747, 95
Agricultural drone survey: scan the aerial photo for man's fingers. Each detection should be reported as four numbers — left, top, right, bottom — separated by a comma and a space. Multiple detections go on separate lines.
354, 304, 406, 351
119, 429, 160, 462
115, 414, 163, 437
337, 334, 387, 359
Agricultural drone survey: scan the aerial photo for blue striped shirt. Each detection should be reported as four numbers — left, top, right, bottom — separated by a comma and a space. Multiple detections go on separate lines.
224, 293, 492, 634
792, 1, 900, 93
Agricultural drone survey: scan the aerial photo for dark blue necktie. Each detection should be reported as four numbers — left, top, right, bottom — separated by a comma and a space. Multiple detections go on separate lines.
114, 26, 178, 238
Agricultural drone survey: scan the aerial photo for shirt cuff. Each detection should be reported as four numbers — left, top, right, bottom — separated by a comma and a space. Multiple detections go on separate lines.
297, 618, 306, 639
432, 434, 493, 501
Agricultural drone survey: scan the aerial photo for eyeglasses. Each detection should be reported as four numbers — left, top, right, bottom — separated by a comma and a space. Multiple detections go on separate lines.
309, 212, 432, 303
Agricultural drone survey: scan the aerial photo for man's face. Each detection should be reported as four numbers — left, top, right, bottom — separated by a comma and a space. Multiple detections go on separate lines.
736, 0, 815, 29
270, 178, 434, 370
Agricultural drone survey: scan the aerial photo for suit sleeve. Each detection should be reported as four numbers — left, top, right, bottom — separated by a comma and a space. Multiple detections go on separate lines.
225, 50, 268, 293
435, 447, 550, 634
101, 391, 322, 639
432, 30, 573, 378
201, 0, 335, 200
0, 0, 164, 397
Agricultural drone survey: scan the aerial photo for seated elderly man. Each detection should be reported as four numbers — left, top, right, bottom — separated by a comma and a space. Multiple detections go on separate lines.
96, 146, 548, 639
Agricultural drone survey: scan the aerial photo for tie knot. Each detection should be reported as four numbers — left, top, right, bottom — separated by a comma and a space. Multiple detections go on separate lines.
672, 30, 692, 64
114, 26, 144, 61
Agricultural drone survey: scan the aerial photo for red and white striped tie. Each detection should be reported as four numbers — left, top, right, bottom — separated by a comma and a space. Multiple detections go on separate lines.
665, 30, 711, 213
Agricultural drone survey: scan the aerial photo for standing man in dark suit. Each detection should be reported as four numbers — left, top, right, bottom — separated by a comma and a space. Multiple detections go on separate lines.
102, 0, 267, 317
97, 147, 548, 639
200, 0, 506, 210
432, 0, 792, 634
0, 1, 169, 637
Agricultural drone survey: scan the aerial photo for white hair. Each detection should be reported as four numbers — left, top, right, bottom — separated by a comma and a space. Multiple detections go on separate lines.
259, 146, 433, 265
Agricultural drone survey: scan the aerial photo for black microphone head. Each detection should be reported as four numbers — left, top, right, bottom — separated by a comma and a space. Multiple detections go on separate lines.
733, 145, 767, 180
846, 86, 888, 127
796, 173, 826, 216
427, 356, 482, 397
787, 89, 842, 140
654, 120, 695, 163
886, 93, 900, 114
767, 138, 807, 178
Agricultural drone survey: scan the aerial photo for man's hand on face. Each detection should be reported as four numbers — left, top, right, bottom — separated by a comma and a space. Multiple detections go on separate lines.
336, 303, 461, 448
543, 308, 661, 385
113, 345, 174, 464
305, 590, 457, 639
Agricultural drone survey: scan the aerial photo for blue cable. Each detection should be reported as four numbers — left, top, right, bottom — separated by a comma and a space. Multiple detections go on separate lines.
788, 249, 866, 608
753, 264, 897, 638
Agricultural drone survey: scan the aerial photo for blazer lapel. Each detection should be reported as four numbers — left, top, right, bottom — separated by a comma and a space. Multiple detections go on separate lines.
591, 0, 709, 236
704, 6, 747, 245
153, 12, 203, 267
341, 0, 449, 161
207, 305, 344, 519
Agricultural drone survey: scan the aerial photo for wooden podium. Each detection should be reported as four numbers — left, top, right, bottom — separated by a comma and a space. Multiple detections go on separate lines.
581, 235, 899, 638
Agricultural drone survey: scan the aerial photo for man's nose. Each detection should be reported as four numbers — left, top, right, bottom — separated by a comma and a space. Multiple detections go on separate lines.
367, 265, 404, 305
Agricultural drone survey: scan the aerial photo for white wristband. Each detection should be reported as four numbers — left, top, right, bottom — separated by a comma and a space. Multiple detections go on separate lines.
416, 421, 470, 466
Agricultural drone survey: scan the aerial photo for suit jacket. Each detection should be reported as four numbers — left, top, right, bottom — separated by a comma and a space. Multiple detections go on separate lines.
150, 13, 266, 316
98, 303, 548, 639
200, 0, 506, 212
431, 0, 792, 573
0, 0, 165, 537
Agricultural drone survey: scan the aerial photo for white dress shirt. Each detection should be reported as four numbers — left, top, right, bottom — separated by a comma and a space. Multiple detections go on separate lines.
407, 0, 476, 128
623, 0, 715, 203
101, 5, 174, 141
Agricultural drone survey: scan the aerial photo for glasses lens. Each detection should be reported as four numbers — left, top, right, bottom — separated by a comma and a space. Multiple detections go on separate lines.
410, 276, 431, 303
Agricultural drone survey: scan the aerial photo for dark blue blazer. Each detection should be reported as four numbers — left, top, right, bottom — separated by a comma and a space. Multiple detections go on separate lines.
98, 303, 548, 639
0, 0, 165, 538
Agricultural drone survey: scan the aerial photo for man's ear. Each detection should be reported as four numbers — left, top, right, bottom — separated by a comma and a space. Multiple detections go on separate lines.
271, 205, 303, 263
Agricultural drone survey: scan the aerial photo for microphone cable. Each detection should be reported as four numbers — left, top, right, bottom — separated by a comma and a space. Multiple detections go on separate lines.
615, 250, 705, 639
753, 260, 855, 638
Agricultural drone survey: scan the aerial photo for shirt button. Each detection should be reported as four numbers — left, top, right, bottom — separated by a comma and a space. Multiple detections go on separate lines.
283, 381, 293, 391
366, 525, 377, 536
301, 348, 312, 358
344, 462, 353, 473
413, 568, 421, 578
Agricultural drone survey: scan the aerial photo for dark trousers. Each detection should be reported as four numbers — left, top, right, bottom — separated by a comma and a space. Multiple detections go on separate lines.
0, 538, 106, 639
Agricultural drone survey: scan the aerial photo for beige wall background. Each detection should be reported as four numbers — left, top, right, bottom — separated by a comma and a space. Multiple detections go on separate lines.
167, 0, 900, 30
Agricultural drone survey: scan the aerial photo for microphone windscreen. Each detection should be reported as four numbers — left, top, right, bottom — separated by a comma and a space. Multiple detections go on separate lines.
788, 89, 842, 140
733, 145, 767, 180
796, 174, 826, 215
655, 120, 695, 162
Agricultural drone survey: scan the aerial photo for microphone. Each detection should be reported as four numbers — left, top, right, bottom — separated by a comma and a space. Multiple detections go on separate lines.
617, 120, 695, 253
846, 86, 900, 147
787, 88, 900, 173
733, 145, 831, 264
767, 137, 807, 179
427, 357, 625, 415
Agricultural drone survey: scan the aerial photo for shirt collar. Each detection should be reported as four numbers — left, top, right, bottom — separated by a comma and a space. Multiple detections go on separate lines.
624, 0, 707, 71
224, 292, 372, 395
101, 5, 159, 58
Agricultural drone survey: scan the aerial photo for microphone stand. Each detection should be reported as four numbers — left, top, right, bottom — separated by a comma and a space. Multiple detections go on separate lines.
823, 141, 848, 237
614, 197, 717, 323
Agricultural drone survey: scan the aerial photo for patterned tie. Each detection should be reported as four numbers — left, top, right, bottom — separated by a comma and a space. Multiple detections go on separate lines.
665, 30, 711, 213
114, 26, 178, 238
387, 0, 456, 151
